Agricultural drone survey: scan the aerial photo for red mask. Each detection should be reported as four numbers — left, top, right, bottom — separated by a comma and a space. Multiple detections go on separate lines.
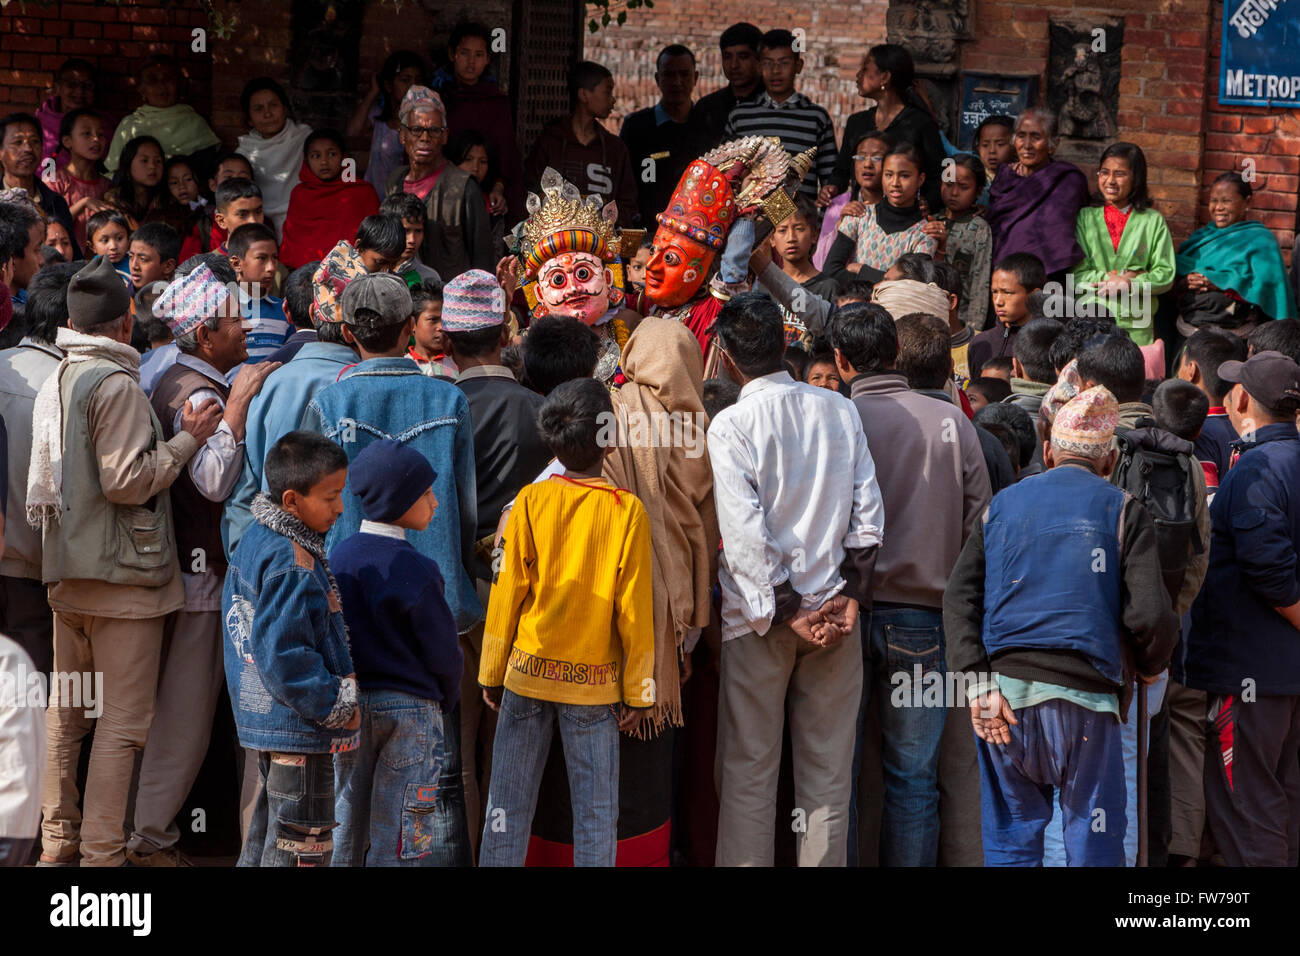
644, 226, 715, 307
644, 159, 736, 308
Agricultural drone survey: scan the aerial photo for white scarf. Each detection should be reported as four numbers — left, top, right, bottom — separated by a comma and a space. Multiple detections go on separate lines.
27, 327, 141, 531
237, 119, 313, 240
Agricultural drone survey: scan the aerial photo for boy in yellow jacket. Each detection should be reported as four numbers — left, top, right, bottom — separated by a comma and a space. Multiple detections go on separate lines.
478, 377, 653, 866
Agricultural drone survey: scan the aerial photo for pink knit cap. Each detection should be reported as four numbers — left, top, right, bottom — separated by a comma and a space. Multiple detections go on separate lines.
153, 264, 232, 337
441, 269, 505, 332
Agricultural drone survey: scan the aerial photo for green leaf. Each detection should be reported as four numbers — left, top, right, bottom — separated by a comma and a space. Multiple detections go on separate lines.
617, 10, 626, 24
589, 18, 599, 32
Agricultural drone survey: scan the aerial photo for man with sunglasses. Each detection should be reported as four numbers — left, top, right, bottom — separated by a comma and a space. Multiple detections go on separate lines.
384, 85, 493, 280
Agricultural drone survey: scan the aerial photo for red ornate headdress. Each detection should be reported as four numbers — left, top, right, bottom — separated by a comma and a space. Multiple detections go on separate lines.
655, 136, 811, 246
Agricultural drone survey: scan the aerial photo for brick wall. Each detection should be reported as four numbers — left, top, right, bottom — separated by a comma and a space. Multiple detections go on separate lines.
962, 0, 1215, 245
583, 0, 888, 133
0, 0, 516, 152
206, 0, 515, 148
0, 1, 212, 124
1202, 0, 1298, 264
590, 0, 1298, 263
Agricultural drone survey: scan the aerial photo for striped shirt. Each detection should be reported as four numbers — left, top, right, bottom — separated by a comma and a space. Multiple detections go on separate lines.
722, 91, 837, 197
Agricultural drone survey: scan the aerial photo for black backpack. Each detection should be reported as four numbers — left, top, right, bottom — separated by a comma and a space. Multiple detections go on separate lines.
1110, 418, 1203, 604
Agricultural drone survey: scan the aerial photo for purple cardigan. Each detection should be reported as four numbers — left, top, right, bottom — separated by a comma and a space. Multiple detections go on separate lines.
985, 160, 1090, 275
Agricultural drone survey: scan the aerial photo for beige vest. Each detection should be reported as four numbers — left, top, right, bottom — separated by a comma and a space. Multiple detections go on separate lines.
41, 360, 178, 588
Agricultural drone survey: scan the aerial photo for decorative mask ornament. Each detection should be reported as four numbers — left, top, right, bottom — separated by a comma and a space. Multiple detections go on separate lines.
645, 136, 811, 308
520, 167, 640, 326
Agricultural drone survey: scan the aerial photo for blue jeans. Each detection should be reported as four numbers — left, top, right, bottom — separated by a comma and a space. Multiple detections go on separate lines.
1042, 673, 1166, 866
333, 689, 445, 866
479, 690, 619, 867
239, 751, 337, 867
977, 697, 1126, 866
850, 605, 948, 866
426, 701, 472, 865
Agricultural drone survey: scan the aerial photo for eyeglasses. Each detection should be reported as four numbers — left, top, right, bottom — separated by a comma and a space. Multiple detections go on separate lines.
853, 154, 885, 163
403, 124, 446, 139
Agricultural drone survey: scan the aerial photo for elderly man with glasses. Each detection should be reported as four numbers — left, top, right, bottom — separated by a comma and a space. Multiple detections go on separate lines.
383, 85, 493, 280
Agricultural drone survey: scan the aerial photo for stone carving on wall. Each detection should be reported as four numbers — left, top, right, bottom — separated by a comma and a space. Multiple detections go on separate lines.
1048, 19, 1123, 140
886, 0, 971, 139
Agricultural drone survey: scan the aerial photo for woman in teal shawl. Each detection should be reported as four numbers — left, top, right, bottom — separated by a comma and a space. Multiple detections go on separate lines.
1176, 172, 1297, 328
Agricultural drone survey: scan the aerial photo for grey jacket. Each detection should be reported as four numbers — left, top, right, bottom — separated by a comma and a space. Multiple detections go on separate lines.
0, 337, 62, 579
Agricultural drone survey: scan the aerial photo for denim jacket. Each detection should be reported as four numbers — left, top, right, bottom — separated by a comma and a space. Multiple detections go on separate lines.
223, 515, 359, 754
304, 356, 483, 630
222, 342, 359, 557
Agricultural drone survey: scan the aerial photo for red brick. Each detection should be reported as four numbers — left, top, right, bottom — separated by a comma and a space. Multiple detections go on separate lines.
1258, 210, 1295, 230
1269, 134, 1300, 156
1147, 149, 1199, 171
1242, 115, 1279, 134
0, 69, 48, 88
1250, 154, 1300, 174
1202, 150, 1242, 171
117, 6, 170, 24
1146, 80, 1203, 100
1171, 30, 1206, 48
1125, 28, 1168, 47
1162, 47, 1208, 66
1264, 174, 1300, 195
1144, 114, 1201, 133
54, 38, 107, 56
132, 25, 160, 40
1165, 64, 1206, 83
1206, 132, 1268, 152
72, 21, 102, 38
1009, 4, 1049, 22
1167, 98, 1203, 116
1207, 112, 1242, 133
104, 23, 132, 40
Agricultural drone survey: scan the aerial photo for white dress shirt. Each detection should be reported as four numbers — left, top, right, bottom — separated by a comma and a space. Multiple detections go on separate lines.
707, 370, 885, 641
0, 636, 44, 838
169, 353, 243, 611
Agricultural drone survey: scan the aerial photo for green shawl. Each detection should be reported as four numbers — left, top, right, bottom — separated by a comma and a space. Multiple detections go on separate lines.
1175, 219, 1297, 321
105, 104, 221, 173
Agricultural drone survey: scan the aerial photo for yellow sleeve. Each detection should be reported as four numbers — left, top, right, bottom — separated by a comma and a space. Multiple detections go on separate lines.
615, 499, 656, 708
478, 490, 535, 688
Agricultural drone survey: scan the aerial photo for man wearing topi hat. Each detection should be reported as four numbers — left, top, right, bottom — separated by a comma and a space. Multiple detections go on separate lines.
28, 255, 223, 867
124, 263, 279, 866
944, 384, 1178, 866
1184, 350, 1300, 866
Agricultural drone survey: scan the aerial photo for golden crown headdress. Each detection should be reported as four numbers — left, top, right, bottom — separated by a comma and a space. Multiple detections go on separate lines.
521, 167, 623, 276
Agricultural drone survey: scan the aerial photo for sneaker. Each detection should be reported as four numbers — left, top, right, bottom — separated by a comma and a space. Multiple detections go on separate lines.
125, 846, 193, 868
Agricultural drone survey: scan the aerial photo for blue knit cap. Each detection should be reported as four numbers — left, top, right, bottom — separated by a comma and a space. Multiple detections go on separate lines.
350, 439, 436, 523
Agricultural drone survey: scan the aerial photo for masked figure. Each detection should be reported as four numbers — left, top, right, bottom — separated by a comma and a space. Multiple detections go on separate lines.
519, 167, 643, 384
642, 136, 813, 370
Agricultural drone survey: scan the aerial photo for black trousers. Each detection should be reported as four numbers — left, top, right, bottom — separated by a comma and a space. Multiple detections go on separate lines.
1204, 693, 1300, 866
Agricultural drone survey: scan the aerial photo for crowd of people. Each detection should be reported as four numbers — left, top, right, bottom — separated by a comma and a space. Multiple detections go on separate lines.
1, 18, 1299, 870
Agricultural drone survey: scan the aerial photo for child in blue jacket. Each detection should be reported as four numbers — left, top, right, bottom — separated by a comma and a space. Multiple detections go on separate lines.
223, 430, 358, 867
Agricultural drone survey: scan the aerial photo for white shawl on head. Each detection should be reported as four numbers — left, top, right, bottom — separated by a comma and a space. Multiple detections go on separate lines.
237, 118, 313, 241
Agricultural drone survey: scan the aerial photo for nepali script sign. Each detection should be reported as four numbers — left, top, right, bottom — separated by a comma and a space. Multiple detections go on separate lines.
1220, 0, 1300, 107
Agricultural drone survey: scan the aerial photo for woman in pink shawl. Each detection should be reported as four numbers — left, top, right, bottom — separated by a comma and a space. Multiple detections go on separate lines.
985, 108, 1090, 282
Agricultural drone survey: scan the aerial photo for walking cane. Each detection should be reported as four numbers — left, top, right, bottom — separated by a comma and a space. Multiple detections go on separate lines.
1136, 680, 1149, 867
